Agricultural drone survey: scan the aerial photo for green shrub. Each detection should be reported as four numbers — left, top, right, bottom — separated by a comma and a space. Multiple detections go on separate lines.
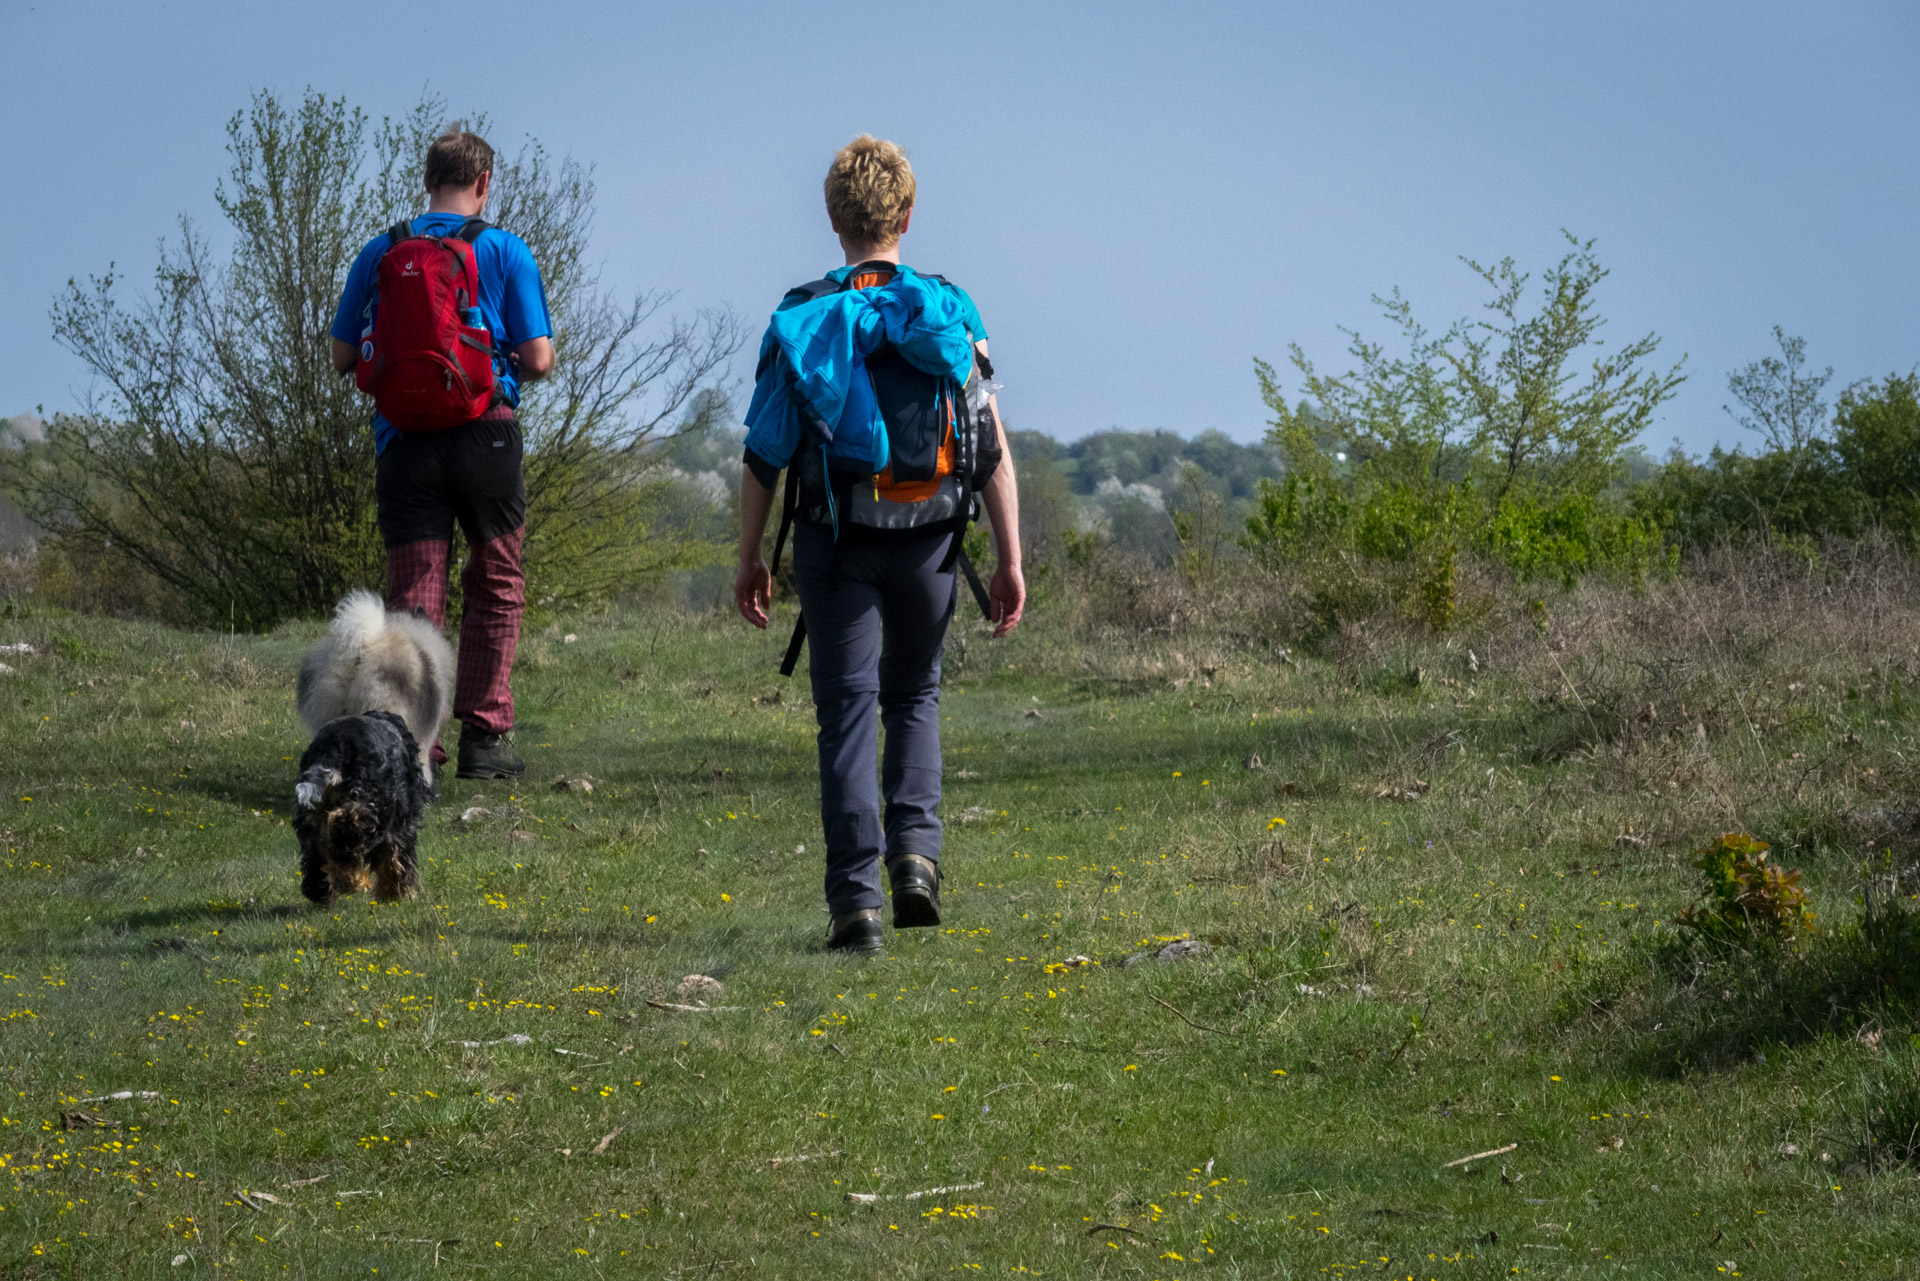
1241, 473, 1349, 567
1350, 482, 1464, 563
1631, 445, 1864, 549
1476, 490, 1667, 586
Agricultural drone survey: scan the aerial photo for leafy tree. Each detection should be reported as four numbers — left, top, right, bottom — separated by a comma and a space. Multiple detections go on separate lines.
3, 89, 739, 627
1246, 234, 1684, 590
1727, 327, 1833, 457
1256, 293, 1458, 493
1832, 373, 1920, 539
1451, 238, 1686, 501
1709, 327, 1838, 529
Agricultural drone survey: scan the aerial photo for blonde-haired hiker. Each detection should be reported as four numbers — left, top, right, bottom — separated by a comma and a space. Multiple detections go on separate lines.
736, 134, 1025, 953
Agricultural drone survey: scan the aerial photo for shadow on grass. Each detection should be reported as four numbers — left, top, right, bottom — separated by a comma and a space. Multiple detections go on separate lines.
110, 901, 312, 932
1554, 903, 1920, 1076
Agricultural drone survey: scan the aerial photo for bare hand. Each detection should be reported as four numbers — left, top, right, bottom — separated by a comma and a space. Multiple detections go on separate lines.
989, 562, 1025, 638
735, 558, 772, 629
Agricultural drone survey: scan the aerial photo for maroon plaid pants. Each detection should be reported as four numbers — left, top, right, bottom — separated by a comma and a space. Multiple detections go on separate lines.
386, 530, 526, 743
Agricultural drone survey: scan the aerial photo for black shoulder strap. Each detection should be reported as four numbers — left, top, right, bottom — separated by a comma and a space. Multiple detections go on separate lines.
455, 217, 490, 243
782, 277, 844, 306
387, 220, 414, 247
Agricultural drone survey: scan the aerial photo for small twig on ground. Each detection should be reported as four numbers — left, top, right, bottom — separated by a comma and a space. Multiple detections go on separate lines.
286, 1174, 327, 1189
768, 1150, 841, 1166
1443, 1142, 1518, 1168
1149, 993, 1224, 1035
846, 1180, 986, 1205
79, 1090, 162, 1103
591, 1127, 623, 1155
902, 1182, 984, 1201
1088, 1222, 1154, 1239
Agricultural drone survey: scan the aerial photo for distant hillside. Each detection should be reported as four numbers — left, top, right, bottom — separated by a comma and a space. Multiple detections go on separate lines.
1008, 427, 1281, 501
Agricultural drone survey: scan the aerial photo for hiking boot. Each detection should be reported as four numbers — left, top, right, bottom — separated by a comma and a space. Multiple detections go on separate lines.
827, 908, 884, 954
456, 724, 526, 780
886, 854, 942, 929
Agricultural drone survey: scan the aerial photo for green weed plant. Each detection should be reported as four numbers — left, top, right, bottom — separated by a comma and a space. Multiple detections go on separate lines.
1677, 834, 1813, 945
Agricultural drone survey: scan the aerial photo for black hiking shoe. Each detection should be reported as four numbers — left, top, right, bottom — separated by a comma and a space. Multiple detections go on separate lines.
456, 724, 527, 780
827, 908, 884, 954
886, 854, 942, 929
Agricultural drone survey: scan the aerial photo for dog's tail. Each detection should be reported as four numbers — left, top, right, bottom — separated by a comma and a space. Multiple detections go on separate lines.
295, 765, 343, 811
330, 589, 389, 655
298, 590, 391, 734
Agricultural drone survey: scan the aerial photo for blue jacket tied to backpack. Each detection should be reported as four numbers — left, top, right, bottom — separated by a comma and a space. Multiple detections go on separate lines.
743, 264, 985, 474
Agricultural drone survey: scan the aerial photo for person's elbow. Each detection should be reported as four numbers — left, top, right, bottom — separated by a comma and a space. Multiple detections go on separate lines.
514, 337, 556, 381
330, 338, 359, 374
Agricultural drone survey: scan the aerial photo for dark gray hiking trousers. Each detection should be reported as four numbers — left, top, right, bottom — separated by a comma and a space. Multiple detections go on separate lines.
791, 523, 957, 913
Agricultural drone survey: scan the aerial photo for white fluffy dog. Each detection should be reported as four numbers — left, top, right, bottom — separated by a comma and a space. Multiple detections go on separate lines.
297, 590, 453, 784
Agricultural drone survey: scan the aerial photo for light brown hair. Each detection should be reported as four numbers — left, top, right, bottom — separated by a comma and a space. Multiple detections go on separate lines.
424, 130, 494, 192
824, 135, 916, 247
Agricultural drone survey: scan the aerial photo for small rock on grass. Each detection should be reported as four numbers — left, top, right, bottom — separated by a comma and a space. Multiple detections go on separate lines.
1156, 939, 1213, 964
551, 774, 594, 794
676, 974, 724, 1002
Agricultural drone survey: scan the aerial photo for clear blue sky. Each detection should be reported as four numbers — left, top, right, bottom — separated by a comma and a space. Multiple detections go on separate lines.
3, 1, 1914, 453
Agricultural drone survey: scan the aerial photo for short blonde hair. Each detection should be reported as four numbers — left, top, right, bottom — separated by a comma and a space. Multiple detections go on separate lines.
824, 135, 916, 247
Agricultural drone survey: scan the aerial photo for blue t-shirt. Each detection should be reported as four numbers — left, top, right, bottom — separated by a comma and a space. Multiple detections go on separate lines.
331, 213, 554, 454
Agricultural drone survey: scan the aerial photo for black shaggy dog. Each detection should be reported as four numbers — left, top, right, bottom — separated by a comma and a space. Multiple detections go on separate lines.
294, 711, 428, 904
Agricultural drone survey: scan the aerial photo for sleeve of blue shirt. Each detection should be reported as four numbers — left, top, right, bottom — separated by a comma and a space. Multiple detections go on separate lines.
949, 282, 989, 346
330, 236, 385, 345
488, 232, 554, 345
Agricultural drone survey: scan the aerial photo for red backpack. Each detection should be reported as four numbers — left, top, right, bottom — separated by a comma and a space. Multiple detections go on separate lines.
354, 218, 497, 431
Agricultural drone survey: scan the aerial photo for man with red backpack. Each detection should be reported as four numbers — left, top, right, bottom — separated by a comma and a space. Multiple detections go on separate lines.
330, 130, 554, 782
736, 135, 1025, 953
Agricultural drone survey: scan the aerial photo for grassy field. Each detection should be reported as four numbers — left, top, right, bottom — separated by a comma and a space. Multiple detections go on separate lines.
3, 559, 1920, 1278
